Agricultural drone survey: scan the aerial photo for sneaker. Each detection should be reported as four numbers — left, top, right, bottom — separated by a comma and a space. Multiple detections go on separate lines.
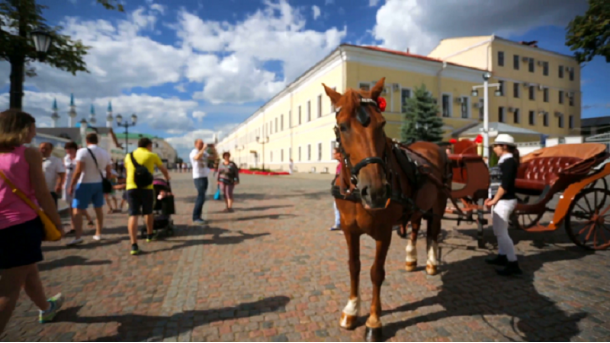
130, 244, 141, 255
192, 219, 207, 226
66, 229, 75, 235
496, 261, 523, 276
329, 226, 341, 231
146, 233, 157, 242
92, 235, 102, 241
87, 221, 94, 227
39, 293, 64, 323
66, 238, 84, 246
485, 254, 508, 266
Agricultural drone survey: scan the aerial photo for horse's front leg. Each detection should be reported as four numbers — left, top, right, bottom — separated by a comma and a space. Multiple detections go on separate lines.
405, 219, 421, 272
340, 230, 361, 330
425, 209, 443, 276
364, 230, 392, 342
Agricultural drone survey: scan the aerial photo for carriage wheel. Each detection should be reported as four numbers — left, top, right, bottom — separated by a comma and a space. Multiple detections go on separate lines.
586, 178, 608, 192
565, 188, 610, 250
510, 195, 543, 230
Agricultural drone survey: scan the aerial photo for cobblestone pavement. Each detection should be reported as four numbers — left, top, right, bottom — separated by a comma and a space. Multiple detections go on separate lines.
2, 172, 610, 342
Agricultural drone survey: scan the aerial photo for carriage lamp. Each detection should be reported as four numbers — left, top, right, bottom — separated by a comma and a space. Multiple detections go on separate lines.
31, 28, 52, 61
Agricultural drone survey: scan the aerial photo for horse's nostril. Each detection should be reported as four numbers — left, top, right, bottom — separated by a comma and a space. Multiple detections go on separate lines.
361, 186, 369, 197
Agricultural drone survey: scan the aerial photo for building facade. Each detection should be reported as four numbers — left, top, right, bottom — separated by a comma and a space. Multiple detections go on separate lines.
114, 133, 178, 167
217, 36, 582, 173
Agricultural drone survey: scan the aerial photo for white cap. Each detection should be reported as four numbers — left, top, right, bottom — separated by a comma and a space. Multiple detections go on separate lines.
494, 133, 516, 147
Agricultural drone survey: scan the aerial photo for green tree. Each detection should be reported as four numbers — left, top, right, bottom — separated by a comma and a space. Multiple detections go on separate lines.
400, 84, 444, 144
565, 0, 610, 63
0, 0, 123, 109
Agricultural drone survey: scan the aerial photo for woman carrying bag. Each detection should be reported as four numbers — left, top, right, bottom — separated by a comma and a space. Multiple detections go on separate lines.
0, 110, 65, 334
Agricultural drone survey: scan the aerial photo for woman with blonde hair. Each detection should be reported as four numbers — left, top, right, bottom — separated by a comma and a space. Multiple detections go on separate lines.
0, 109, 64, 334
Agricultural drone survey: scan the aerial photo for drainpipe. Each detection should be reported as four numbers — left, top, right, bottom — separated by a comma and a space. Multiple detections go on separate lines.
437, 61, 447, 136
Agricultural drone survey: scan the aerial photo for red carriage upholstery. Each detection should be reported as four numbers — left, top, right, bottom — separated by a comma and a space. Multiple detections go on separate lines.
516, 156, 583, 191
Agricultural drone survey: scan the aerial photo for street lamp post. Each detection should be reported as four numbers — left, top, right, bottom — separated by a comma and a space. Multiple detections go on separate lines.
10, 27, 53, 110
79, 118, 88, 148
256, 136, 269, 171
471, 72, 502, 165
115, 113, 137, 155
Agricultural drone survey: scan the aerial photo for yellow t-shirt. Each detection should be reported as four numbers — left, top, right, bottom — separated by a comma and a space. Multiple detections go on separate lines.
124, 147, 163, 190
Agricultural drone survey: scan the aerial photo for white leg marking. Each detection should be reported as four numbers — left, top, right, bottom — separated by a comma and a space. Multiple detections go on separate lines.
427, 238, 438, 266
406, 239, 417, 262
341, 295, 360, 323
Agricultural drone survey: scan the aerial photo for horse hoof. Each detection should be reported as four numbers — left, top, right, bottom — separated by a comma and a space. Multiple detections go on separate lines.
426, 264, 438, 275
405, 261, 417, 272
364, 326, 383, 342
339, 313, 357, 330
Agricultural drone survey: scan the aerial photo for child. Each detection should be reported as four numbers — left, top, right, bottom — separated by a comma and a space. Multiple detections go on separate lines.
330, 147, 342, 231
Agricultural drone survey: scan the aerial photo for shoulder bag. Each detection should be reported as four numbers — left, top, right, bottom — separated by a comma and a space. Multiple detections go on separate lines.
0, 170, 62, 241
87, 148, 113, 194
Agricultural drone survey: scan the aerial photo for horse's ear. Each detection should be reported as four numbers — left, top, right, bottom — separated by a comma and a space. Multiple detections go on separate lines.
370, 77, 386, 99
322, 83, 342, 105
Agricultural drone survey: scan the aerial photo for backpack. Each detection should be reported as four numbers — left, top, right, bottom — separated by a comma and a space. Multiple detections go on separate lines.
130, 152, 153, 188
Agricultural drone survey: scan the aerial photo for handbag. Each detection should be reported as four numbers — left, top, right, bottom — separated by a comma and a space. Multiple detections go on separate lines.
86, 148, 113, 194
0, 170, 62, 241
214, 185, 222, 200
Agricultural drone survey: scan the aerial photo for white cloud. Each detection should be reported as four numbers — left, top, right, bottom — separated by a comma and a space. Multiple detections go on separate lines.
368, 0, 380, 7
372, 0, 588, 54
178, 0, 346, 104
193, 110, 206, 122
312, 5, 321, 20
324, 0, 334, 5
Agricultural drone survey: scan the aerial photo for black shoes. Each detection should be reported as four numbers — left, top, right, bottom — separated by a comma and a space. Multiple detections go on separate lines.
485, 254, 508, 266
496, 261, 523, 276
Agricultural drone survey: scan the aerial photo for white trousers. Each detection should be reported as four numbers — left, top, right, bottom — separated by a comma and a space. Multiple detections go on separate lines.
493, 199, 518, 262
333, 201, 341, 227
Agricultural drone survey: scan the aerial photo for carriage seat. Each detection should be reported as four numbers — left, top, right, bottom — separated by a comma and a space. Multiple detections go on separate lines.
515, 156, 583, 191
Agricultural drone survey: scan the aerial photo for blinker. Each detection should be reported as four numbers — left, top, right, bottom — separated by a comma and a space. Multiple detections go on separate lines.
356, 105, 371, 127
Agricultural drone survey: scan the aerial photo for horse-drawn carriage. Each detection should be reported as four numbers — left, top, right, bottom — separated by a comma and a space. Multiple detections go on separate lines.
445, 139, 610, 250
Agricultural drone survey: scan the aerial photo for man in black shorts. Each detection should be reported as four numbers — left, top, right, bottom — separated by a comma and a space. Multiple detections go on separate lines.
124, 138, 170, 255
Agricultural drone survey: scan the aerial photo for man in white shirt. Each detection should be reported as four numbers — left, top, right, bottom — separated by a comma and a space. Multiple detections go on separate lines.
66, 133, 112, 245
189, 139, 209, 225
39, 142, 66, 207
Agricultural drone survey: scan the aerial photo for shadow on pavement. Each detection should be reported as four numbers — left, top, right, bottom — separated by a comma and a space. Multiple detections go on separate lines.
379, 247, 593, 341
153, 228, 270, 253
38, 256, 112, 272
210, 214, 297, 223
55, 296, 291, 341
42, 238, 126, 252
182, 190, 329, 203
222, 205, 294, 212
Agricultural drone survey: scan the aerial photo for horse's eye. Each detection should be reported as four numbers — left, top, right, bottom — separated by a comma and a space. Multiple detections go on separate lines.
339, 123, 348, 132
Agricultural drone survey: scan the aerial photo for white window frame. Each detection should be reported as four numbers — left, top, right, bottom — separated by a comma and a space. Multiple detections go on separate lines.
317, 94, 322, 118
441, 93, 452, 118
558, 115, 564, 128
298, 106, 302, 125
307, 144, 311, 161
513, 108, 520, 124
528, 110, 536, 126
358, 82, 371, 91
289, 110, 292, 128
298, 146, 301, 162
528, 86, 535, 101
400, 87, 412, 113
459, 95, 470, 119
270, 150, 273, 163
569, 115, 574, 129
281, 149, 284, 162
281, 114, 284, 131
513, 82, 520, 98
317, 141, 323, 161
498, 106, 505, 123
307, 100, 311, 122
330, 87, 337, 113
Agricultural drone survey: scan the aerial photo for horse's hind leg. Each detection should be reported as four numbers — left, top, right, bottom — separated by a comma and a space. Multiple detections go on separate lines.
405, 218, 421, 272
425, 201, 446, 275
340, 231, 360, 330
364, 229, 392, 342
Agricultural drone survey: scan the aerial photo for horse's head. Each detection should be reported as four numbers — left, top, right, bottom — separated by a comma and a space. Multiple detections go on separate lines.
322, 77, 390, 210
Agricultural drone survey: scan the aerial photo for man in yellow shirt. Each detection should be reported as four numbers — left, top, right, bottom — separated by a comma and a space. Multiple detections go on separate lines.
124, 137, 170, 255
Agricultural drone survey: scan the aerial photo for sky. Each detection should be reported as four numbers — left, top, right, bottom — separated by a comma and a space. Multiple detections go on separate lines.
1, 0, 607, 160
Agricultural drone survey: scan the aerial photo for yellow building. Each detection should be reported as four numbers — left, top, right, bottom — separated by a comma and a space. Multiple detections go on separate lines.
217, 36, 581, 173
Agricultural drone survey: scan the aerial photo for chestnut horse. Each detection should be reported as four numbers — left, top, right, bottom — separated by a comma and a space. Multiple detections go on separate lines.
323, 78, 452, 341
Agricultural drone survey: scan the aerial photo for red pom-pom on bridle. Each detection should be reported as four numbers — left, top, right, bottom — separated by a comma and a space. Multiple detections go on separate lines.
377, 97, 386, 112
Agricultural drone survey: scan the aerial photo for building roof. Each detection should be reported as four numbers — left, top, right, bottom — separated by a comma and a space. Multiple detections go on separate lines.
582, 116, 610, 128
37, 127, 122, 148
457, 122, 543, 136
350, 44, 486, 71
114, 132, 157, 140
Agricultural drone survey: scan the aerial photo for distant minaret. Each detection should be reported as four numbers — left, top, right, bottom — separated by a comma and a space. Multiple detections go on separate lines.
51, 98, 59, 128
106, 101, 113, 128
89, 104, 97, 125
68, 93, 77, 127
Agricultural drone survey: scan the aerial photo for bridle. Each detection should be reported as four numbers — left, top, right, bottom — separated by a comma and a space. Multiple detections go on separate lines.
333, 95, 391, 188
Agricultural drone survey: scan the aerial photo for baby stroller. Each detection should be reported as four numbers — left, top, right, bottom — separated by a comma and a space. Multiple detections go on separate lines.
140, 179, 176, 239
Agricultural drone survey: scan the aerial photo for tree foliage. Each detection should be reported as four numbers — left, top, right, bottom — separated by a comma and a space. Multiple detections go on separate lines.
400, 84, 444, 144
0, 0, 124, 78
565, 0, 610, 63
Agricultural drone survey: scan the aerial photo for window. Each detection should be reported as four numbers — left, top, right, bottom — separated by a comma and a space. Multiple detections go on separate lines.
528, 85, 535, 100
307, 101, 311, 122
442, 94, 451, 117
498, 81, 504, 96
513, 54, 520, 70
569, 115, 574, 129
498, 107, 505, 123
513, 82, 520, 98
288, 110, 292, 128
478, 99, 483, 120
460, 97, 469, 118
513, 109, 520, 124
543, 88, 549, 102
270, 151, 273, 162
528, 58, 534, 72
298, 146, 301, 161
359, 83, 370, 91
529, 111, 535, 125
331, 87, 337, 112
559, 90, 564, 104
558, 115, 564, 128
543, 112, 549, 127
569, 93, 574, 106
318, 143, 322, 161
298, 106, 301, 125
275, 118, 278, 133
289, 148, 292, 160
497, 51, 504, 66
317, 95, 322, 118
307, 144, 311, 161
281, 115, 284, 131
330, 141, 335, 160
569, 68, 574, 81
543, 62, 549, 76
559, 66, 564, 78
281, 149, 284, 162
401, 89, 411, 111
